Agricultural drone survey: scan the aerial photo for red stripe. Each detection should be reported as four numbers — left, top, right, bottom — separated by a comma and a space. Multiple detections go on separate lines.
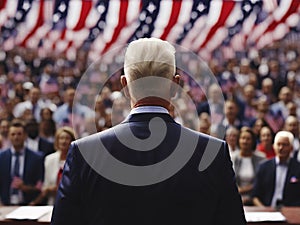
63, 41, 73, 54
0, 0, 7, 10
73, 1, 92, 31
20, 0, 45, 47
261, 0, 300, 36
101, 0, 129, 54
160, 1, 182, 40
198, 1, 235, 51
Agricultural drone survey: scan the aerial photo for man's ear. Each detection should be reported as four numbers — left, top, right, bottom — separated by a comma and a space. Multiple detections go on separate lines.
171, 74, 180, 97
120, 75, 130, 98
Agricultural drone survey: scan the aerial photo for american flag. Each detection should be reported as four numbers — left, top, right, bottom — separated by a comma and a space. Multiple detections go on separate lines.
0, 0, 300, 61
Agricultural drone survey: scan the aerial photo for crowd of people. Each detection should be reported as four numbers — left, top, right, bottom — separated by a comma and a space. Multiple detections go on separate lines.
0, 35, 300, 207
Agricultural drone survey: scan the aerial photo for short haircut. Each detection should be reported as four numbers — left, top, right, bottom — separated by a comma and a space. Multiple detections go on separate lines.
9, 120, 26, 134
10, 120, 25, 129
124, 38, 176, 81
124, 38, 177, 100
274, 131, 294, 146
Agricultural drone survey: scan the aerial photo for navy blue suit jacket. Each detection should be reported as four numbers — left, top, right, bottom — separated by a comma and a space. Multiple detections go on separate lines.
51, 113, 245, 225
0, 148, 44, 205
252, 158, 300, 206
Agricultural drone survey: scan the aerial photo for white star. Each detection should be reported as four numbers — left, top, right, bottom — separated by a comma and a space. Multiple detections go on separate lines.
197, 3, 206, 12
147, 2, 156, 13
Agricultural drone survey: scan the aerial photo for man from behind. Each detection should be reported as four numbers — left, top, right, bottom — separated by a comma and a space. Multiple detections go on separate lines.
51, 38, 245, 225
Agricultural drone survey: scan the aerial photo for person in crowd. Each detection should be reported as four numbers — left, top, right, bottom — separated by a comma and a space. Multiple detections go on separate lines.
256, 95, 284, 133
40, 107, 54, 121
252, 131, 300, 207
12, 87, 50, 122
39, 107, 56, 143
198, 112, 211, 135
231, 127, 266, 205
251, 118, 268, 143
53, 88, 94, 137
225, 126, 240, 158
240, 84, 257, 125
39, 120, 56, 143
222, 99, 243, 128
51, 38, 246, 225
30, 126, 75, 205
258, 78, 277, 104
24, 119, 54, 157
197, 83, 224, 124
283, 115, 300, 151
0, 120, 44, 205
256, 126, 275, 159
283, 115, 300, 162
0, 119, 11, 151
270, 86, 293, 120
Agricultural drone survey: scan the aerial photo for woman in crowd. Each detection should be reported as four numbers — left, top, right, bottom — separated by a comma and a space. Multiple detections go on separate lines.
256, 126, 275, 159
231, 127, 265, 205
30, 126, 75, 205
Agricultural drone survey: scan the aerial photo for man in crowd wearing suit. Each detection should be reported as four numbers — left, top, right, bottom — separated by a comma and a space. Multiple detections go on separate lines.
25, 118, 54, 157
0, 121, 44, 205
252, 131, 300, 207
51, 38, 246, 225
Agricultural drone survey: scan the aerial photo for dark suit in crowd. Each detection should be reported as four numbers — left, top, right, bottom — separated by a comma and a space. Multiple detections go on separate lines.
252, 157, 300, 206
0, 148, 44, 205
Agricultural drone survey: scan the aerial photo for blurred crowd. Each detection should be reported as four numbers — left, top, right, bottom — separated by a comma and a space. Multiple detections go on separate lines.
0, 35, 300, 206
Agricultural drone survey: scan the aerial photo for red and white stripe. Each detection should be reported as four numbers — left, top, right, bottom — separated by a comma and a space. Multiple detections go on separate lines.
165, 0, 193, 44
0, 0, 18, 28
196, 1, 236, 53
90, 0, 122, 57
256, 0, 300, 48
98, 0, 141, 60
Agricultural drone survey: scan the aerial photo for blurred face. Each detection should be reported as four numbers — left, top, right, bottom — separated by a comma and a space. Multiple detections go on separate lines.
260, 127, 272, 145
57, 131, 73, 153
29, 88, 40, 104
41, 108, 52, 120
257, 99, 269, 112
9, 126, 26, 151
253, 119, 264, 134
285, 118, 299, 135
0, 120, 9, 136
65, 89, 75, 105
262, 81, 273, 94
273, 136, 293, 162
239, 131, 253, 152
244, 85, 255, 100
279, 88, 292, 103
225, 101, 238, 119
226, 130, 238, 147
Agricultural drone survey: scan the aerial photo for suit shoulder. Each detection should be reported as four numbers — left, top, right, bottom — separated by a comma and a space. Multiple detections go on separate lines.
0, 149, 10, 158
25, 148, 44, 159
184, 126, 225, 145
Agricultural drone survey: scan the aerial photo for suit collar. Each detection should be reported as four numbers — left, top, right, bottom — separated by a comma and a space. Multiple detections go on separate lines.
130, 106, 169, 115
122, 112, 176, 124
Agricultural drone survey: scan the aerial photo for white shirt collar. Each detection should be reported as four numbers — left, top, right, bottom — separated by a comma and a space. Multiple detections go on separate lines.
275, 156, 289, 166
130, 106, 169, 115
10, 146, 25, 155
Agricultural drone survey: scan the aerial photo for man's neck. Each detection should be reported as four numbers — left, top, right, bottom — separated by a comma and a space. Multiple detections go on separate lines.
133, 97, 171, 111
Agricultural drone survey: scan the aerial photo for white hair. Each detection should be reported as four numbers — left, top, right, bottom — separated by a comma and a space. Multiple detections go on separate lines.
124, 38, 177, 100
124, 38, 176, 81
274, 131, 294, 146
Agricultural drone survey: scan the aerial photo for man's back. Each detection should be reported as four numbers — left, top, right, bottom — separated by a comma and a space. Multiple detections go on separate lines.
51, 113, 245, 225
